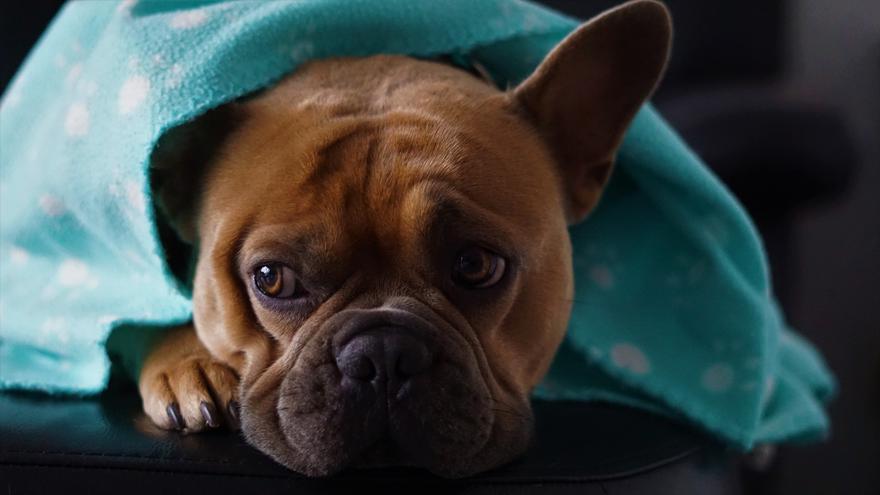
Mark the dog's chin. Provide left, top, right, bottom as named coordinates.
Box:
left=240, top=364, right=533, bottom=478
left=348, top=409, right=535, bottom=478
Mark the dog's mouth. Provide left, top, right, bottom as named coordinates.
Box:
left=277, top=361, right=494, bottom=474
left=239, top=304, right=533, bottom=477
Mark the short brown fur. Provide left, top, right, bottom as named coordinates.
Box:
left=139, top=0, right=671, bottom=477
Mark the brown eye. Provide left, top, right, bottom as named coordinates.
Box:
left=452, top=246, right=507, bottom=288
left=253, top=263, right=298, bottom=298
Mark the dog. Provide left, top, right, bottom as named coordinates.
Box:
left=138, top=0, right=671, bottom=477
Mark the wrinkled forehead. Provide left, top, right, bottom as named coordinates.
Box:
left=233, top=119, right=506, bottom=242
left=206, top=63, right=566, bottom=263
left=226, top=105, right=554, bottom=223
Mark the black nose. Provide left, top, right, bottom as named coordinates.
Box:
left=335, top=328, right=432, bottom=384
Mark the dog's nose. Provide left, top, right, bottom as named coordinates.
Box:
left=335, top=328, right=432, bottom=383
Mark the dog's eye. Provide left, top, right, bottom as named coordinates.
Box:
left=452, top=246, right=507, bottom=288
left=253, top=263, right=299, bottom=298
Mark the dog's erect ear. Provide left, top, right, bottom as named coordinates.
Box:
left=513, top=0, right=671, bottom=224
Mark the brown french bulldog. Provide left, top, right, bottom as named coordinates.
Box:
left=139, top=0, right=671, bottom=477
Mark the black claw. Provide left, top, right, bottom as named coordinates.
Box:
left=166, top=402, right=185, bottom=430
left=200, top=400, right=220, bottom=428
left=228, top=400, right=240, bottom=429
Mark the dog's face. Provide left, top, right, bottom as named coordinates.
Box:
left=156, top=1, right=670, bottom=477
left=195, top=57, right=573, bottom=475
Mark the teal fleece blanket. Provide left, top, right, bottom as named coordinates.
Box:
left=0, top=0, right=833, bottom=450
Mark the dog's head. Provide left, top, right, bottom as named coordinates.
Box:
left=153, top=0, right=670, bottom=477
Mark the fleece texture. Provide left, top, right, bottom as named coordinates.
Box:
left=0, top=0, right=833, bottom=450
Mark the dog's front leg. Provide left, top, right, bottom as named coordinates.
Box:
left=138, top=324, right=240, bottom=432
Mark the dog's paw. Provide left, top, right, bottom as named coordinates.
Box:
left=140, top=356, right=240, bottom=433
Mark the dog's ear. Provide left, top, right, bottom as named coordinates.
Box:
left=513, top=0, right=671, bottom=224
left=150, top=104, right=244, bottom=244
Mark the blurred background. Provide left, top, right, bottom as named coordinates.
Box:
left=2, top=1, right=878, bottom=493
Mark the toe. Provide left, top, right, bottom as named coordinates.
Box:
left=167, top=359, right=220, bottom=432
left=141, top=373, right=182, bottom=431
left=166, top=402, right=185, bottom=430
left=199, top=400, right=220, bottom=428
left=202, top=362, right=240, bottom=429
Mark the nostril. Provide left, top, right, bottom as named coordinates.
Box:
left=345, top=354, right=376, bottom=381
left=336, top=341, right=377, bottom=381
left=394, top=337, right=432, bottom=378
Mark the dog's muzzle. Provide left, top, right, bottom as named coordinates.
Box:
left=269, top=305, right=494, bottom=474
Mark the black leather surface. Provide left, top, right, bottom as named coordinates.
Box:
left=0, top=377, right=740, bottom=493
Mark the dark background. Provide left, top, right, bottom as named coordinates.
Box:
left=2, top=1, right=878, bottom=493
